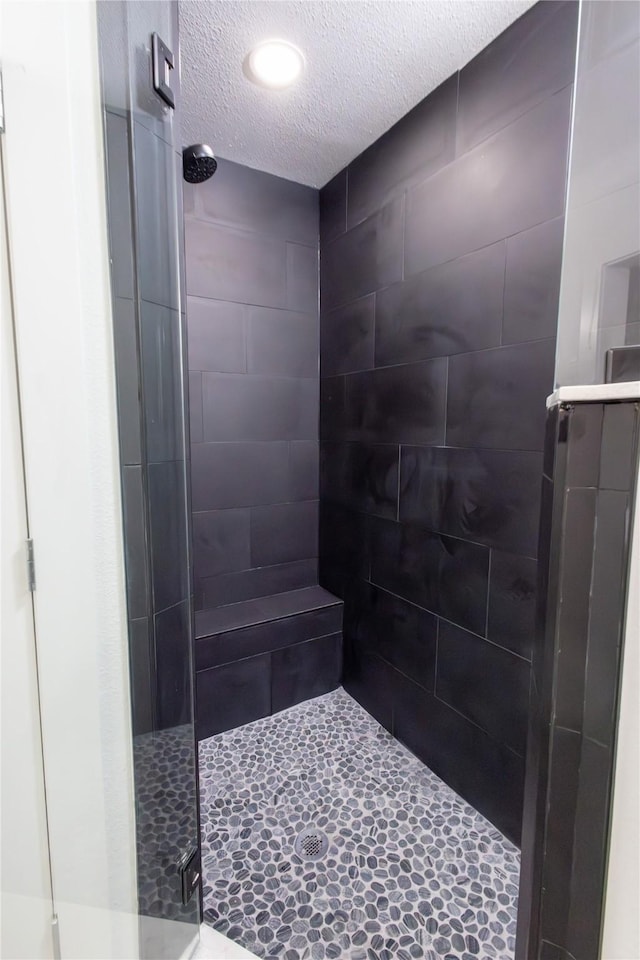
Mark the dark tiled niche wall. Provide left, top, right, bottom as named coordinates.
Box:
left=183, top=160, right=319, bottom=611
left=319, top=0, right=578, bottom=844
left=517, top=401, right=639, bottom=960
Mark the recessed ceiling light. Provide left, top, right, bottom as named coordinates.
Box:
left=245, top=39, right=305, bottom=90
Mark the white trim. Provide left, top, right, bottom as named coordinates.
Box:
left=547, top=381, right=640, bottom=408
left=1, top=1, right=138, bottom=956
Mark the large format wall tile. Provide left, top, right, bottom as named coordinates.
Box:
left=286, top=243, right=318, bottom=314
left=487, top=550, right=537, bottom=660
left=399, top=446, right=544, bottom=557
left=196, top=158, right=318, bottom=244
left=446, top=338, right=556, bottom=452
left=344, top=360, right=447, bottom=444
left=404, top=86, right=573, bottom=276
left=319, top=169, right=347, bottom=247
left=553, top=487, right=597, bottom=733
left=103, top=112, right=135, bottom=299
left=583, top=488, right=630, bottom=746
left=457, top=1, right=578, bottom=154
left=317, top=0, right=577, bottom=852
left=321, top=295, right=375, bottom=377
left=375, top=243, right=505, bottom=366
left=392, top=672, right=525, bottom=845
left=347, top=75, right=457, bottom=228
left=250, top=501, right=319, bottom=567
left=121, top=466, right=150, bottom=620
left=248, top=307, right=318, bottom=378
left=128, top=617, right=154, bottom=736
left=370, top=518, right=490, bottom=636
left=186, top=161, right=320, bottom=609
left=148, top=460, right=190, bottom=612
left=436, top=620, right=530, bottom=756
left=112, top=297, right=142, bottom=465
left=185, top=217, right=287, bottom=307
left=134, top=123, right=179, bottom=310
left=343, top=581, right=437, bottom=691
left=201, top=374, right=317, bottom=441
left=155, top=600, right=191, bottom=729
left=197, top=654, right=272, bottom=739
left=200, top=559, right=317, bottom=610
left=140, top=301, right=183, bottom=462
left=189, top=372, right=203, bottom=443
left=320, top=442, right=399, bottom=520
left=186, top=297, right=246, bottom=373
left=319, top=503, right=371, bottom=598
left=503, top=218, right=565, bottom=345
left=192, top=509, right=251, bottom=579
left=321, top=197, right=404, bottom=310
left=271, top=634, right=342, bottom=713
left=191, top=441, right=290, bottom=510
left=289, top=441, right=320, bottom=501
left=320, top=376, right=346, bottom=442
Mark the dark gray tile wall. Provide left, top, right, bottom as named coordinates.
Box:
left=184, top=159, right=319, bottom=610
left=517, top=400, right=639, bottom=960
left=319, top=1, right=578, bottom=845
left=97, top=0, right=200, bottom=949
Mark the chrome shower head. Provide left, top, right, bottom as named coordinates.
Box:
left=182, top=144, right=217, bottom=184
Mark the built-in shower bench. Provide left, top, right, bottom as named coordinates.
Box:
left=195, top=585, right=343, bottom=740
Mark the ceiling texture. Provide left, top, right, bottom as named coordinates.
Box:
left=179, top=0, right=535, bottom=188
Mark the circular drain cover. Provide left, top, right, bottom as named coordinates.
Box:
left=294, top=828, right=329, bottom=861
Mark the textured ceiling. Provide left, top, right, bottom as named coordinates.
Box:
left=179, top=0, right=535, bottom=188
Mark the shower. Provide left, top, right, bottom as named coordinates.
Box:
left=182, top=143, right=218, bottom=183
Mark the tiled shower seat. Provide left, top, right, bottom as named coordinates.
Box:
left=195, top=586, right=343, bottom=739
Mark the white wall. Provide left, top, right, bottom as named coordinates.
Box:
left=1, top=138, right=55, bottom=960
left=1, top=1, right=138, bottom=955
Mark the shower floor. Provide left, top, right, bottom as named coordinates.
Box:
left=199, top=689, right=520, bottom=960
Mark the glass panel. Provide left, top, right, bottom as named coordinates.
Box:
left=97, top=2, right=201, bottom=957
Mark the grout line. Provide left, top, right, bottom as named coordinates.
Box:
left=443, top=356, right=449, bottom=446
left=485, top=549, right=493, bottom=639
left=367, top=581, right=532, bottom=664
left=344, top=168, right=349, bottom=233
left=500, top=238, right=508, bottom=347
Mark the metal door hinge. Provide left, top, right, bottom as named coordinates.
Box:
left=51, top=914, right=61, bottom=960
left=0, top=70, right=5, bottom=134
left=179, top=845, right=200, bottom=906
left=27, top=538, right=36, bottom=591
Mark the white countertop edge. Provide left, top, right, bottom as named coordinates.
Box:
left=547, top=382, right=640, bottom=408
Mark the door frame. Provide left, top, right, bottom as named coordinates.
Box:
left=1, top=1, right=139, bottom=955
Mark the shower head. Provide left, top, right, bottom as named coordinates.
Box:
left=182, top=144, right=217, bottom=184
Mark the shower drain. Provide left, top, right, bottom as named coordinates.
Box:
left=294, top=827, right=329, bottom=861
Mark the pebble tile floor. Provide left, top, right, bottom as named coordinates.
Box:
left=199, top=688, right=520, bottom=960
left=134, top=724, right=200, bottom=923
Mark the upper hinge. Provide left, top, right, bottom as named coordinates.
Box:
left=0, top=70, right=5, bottom=134
left=27, top=538, right=36, bottom=592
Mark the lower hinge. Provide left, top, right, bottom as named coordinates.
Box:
left=179, top=846, right=200, bottom=906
